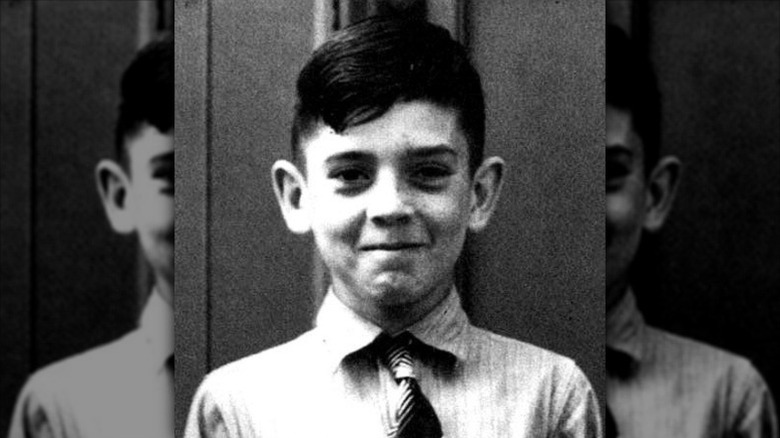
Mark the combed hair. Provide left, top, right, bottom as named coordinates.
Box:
left=606, top=24, right=661, bottom=172
left=114, top=34, right=173, bottom=165
left=292, top=16, right=485, bottom=174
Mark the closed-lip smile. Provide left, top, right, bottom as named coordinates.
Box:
left=361, top=242, right=425, bottom=251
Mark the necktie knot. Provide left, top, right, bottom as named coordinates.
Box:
left=382, top=333, right=417, bottom=381
left=375, top=333, right=442, bottom=438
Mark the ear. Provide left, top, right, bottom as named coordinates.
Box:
left=95, top=159, right=135, bottom=234
left=468, top=156, right=506, bottom=232
left=271, top=160, right=310, bottom=234
left=643, top=155, right=682, bottom=232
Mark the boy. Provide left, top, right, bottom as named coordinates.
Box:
left=7, top=35, right=173, bottom=438
left=186, top=17, right=600, bottom=437
left=606, top=24, right=777, bottom=437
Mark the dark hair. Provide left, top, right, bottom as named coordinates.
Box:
left=114, top=34, right=173, bottom=166
left=606, top=24, right=660, bottom=172
left=291, top=16, right=485, bottom=174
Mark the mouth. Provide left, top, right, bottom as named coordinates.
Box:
left=360, top=242, right=425, bottom=251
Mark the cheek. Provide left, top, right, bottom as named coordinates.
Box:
left=310, top=194, right=363, bottom=244
left=607, top=189, right=644, bottom=244
left=424, top=190, right=472, bottom=245
left=132, top=187, right=173, bottom=235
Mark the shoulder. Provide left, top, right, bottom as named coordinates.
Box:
left=9, top=332, right=142, bottom=437
left=465, top=327, right=601, bottom=434
left=644, top=326, right=778, bottom=433
left=467, top=325, right=583, bottom=379
left=23, top=331, right=141, bottom=402
left=195, top=329, right=320, bottom=401
left=645, top=326, right=764, bottom=387
left=464, top=326, right=597, bottom=407
left=645, top=326, right=776, bottom=427
left=186, top=330, right=321, bottom=436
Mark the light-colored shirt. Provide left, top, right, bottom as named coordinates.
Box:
left=185, top=288, right=602, bottom=437
left=7, top=290, right=173, bottom=438
left=607, top=290, right=778, bottom=438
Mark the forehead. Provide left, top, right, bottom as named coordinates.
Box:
left=301, top=101, right=467, bottom=164
left=606, top=105, right=643, bottom=162
left=127, top=125, right=174, bottom=166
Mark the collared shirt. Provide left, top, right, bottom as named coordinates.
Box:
left=185, top=288, right=602, bottom=437
left=607, top=290, right=778, bottom=438
left=7, top=290, right=174, bottom=438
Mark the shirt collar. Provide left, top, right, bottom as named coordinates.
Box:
left=606, top=288, right=645, bottom=364
left=138, top=288, right=174, bottom=371
left=315, top=287, right=470, bottom=373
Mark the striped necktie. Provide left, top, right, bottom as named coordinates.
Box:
left=379, top=333, right=443, bottom=438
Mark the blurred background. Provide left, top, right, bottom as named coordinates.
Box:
left=609, top=0, right=780, bottom=409
left=176, top=0, right=604, bottom=434
left=0, top=0, right=171, bottom=434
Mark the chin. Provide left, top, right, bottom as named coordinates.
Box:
left=368, top=275, right=422, bottom=307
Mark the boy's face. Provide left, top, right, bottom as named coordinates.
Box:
left=125, top=125, right=174, bottom=298
left=301, top=102, right=476, bottom=322
left=606, top=105, right=648, bottom=308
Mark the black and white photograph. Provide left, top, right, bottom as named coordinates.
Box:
left=176, top=0, right=603, bottom=437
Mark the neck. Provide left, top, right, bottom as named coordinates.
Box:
left=333, top=282, right=452, bottom=335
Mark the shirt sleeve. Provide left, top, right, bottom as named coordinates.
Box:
left=553, top=362, right=603, bottom=438
left=732, top=361, right=778, bottom=438
left=184, top=374, right=239, bottom=438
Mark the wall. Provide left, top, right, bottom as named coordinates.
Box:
left=467, top=0, right=605, bottom=404
left=175, top=0, right=316, bottom=433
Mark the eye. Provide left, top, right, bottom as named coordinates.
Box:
left=333, top=168, right=369, bottom=182
left=409, top=162, right=454, bottom=187
left=153, top=167, right=173, bottom=181
left=152, top=166, right=174, bottom=195
left=606, top=162, right=630, bottom=191
left=415, top=164, right=452, bottom=178
left=328, top=165, right=373, bottom=193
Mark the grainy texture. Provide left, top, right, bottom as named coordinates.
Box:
left=468, top=0, right=606, bottom=405
left=174, top=0, right=210, bottom=435
left=208, top=0, right=314, bottom=368
left=174, top=0, right=317, bottom=434
left=175, top=0, right=607, bottom=430
left=185, top=291, right=601, bottom=437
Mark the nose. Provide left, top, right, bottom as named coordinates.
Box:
left=367, top=169, right=414, bottom=227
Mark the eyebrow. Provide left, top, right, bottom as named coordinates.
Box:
left=324, top=151, right=374, bottom=166
left=404, top=144, right=459, bottom=160
left=323, top=144, right=459, bottom=166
